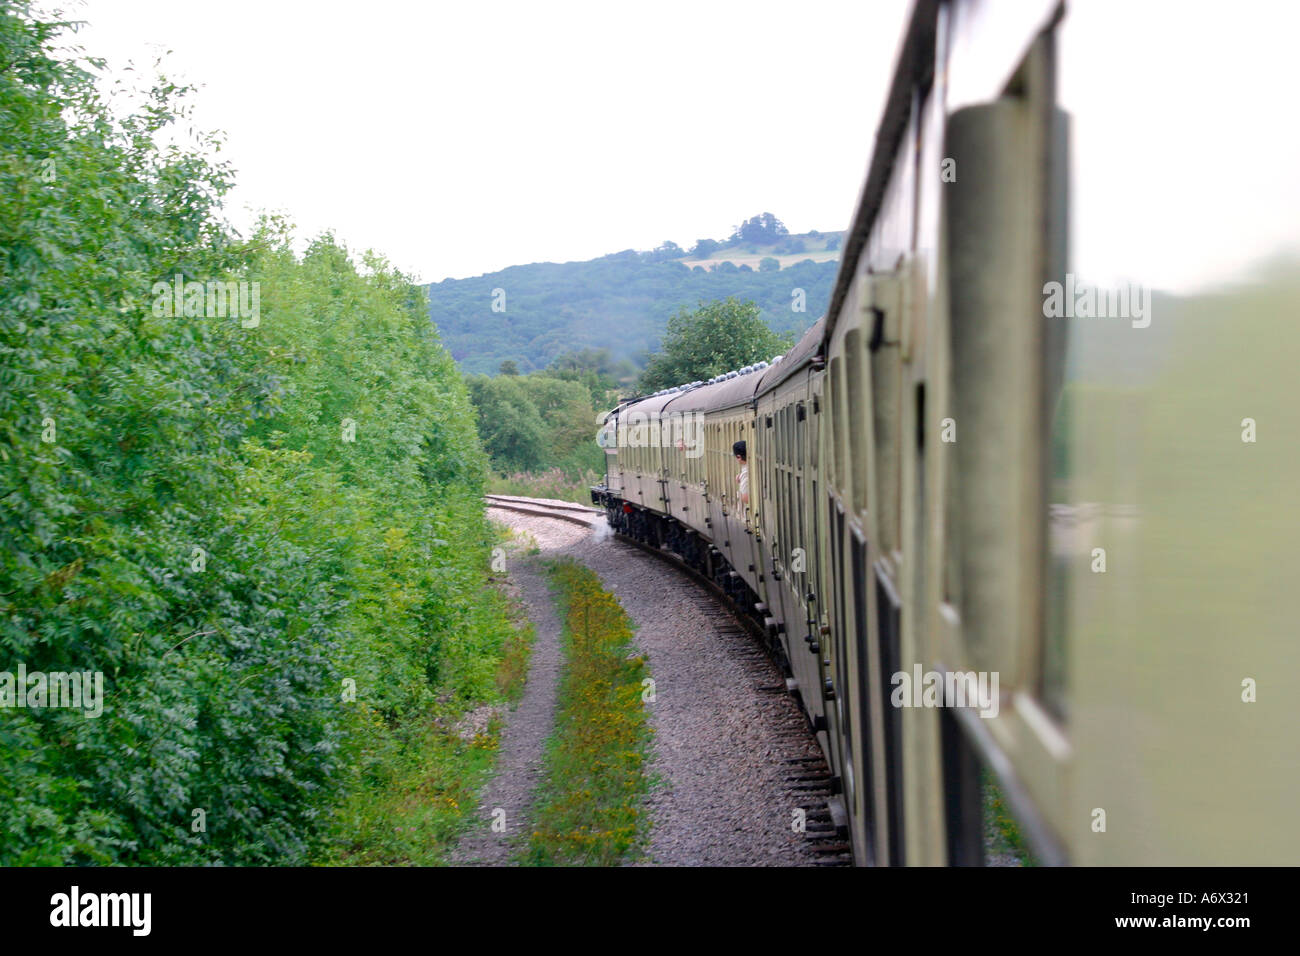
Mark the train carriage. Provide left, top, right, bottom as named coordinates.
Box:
left=594, top=0, right=1300, bottom=866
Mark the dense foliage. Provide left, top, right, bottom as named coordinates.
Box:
left=0, top=2, right=512, bottom=864
left=465, top=371, right=604, bottom=475
left=428, top=251, right=835, bottom=376
left=729, top=211, right=789, bottom=244
left=463, top=349, right=622, bottom=501
left=638, top=297, right=796, bottom=393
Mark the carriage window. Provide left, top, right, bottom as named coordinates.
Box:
left=829, top=356, right=845, bottom=496
left=845, top=328, right=868, bottom=515
left=795, top=473, right=805, bottom=600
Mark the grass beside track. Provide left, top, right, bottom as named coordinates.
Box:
left=526, top=558, right=652, bottom=865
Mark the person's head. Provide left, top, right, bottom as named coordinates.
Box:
left=732, top=439, right=746, bottom=463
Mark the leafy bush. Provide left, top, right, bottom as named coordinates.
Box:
left=0, top=2, right=514, bottom=865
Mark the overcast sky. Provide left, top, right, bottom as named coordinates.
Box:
left=60, top=1, right=1300, bottom=294
left=69, top=0, right=907, bottom=283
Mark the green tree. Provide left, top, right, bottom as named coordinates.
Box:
left=730, top=212, right=789, bottom=244
left=465, top=375, right=546, bottom=471
left=759, top=257, right=781, bottom=272
left=548, top=347, right=614, bottom=375
left=545, top=348, right=619, bottom=407
left=499, top=359, right=519, bottom=375
left=643, top=240, right=684, bottom=263
left=689, top=238, right=720, bottom=258
left=464, top=371, right=604, bottom=475
left=638, top=297, right=795, bottom=392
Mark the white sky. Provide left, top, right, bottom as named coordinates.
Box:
left=1056, top=1, right=1300, bottom=294
left=67, top=0, right=908, bottom=282
left=58, top=1, right=1300, bottom=294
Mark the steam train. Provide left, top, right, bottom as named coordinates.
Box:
left=594, top=0, right=1300, bottom=865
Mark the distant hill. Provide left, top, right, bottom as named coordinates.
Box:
left=427, top=228, right=842, bottom=376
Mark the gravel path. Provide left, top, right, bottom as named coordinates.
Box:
left=466, top=504, right=828, bottom=867
left=451, top=541, right=564, bottom=865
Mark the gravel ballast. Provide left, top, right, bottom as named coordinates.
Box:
left=459, top=503, right=827, bottom=867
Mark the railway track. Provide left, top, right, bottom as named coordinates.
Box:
left=483, top=494, right=601, bottom=527
left=483, top=493, right=852, bottom=865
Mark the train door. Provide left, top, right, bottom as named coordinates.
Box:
left=825, top=350, right=873, bottom=864
left=808, top=373, right=832, bottom=750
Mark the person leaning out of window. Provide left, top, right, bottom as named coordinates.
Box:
left=733, top=440, right=748, bottom=508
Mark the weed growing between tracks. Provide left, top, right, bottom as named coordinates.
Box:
left=526, top=558, right=651, bottom=865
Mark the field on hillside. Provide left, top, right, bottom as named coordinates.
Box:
left=680, top=249, right=841, bottom=270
